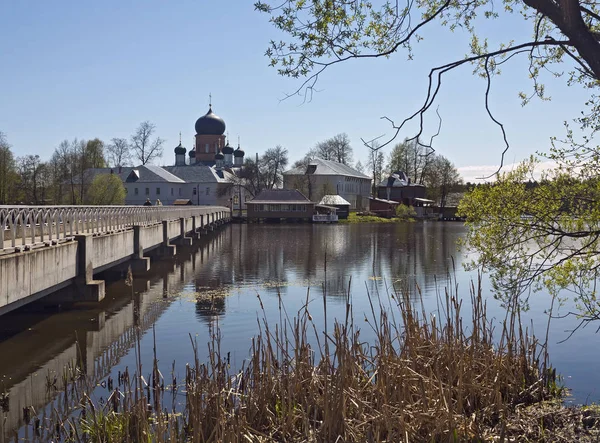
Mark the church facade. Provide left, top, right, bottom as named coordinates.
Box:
left=87, top=104, right=249, bottom=209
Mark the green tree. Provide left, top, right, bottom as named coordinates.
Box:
left=256, top=0, right=600, bottom=321
left=458, top=156, right=600, bottom=319
left=255, top=0, right=600, bottom=165
left=86, top=173, right=126, bottom=205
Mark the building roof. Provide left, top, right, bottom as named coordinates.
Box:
left=369, top=197, right=399, bottom=204
left=247, top=189, right=312, bottom=204
left=319, top=194, right=351, bottom=206
left=378, top=171, right=425, bottom=188
left=283, top=158, right=370, bottom=179
left=84, top=165, right=185, bottom=184
left=143, top=165, right=186, bottom=183
left=163, top=165, right=234, bottom=183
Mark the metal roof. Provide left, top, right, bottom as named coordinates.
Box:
left=143, top=165, right=185, bottom=183
left=319, top=194, right=351, bottom=206
left=283, top=158, right=370, bottom=179
left=84, top=166, right=185, bottom=184
left=163, top=165, right=235, bottom=183
left=248, top=189, right=312, bottom=203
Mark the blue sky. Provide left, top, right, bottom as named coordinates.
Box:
left=0, top=1, right=590, bottom=181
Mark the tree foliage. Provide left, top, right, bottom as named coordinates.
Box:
left=256, top=0, right=600, bottom=321
left=255, top=0, right=600, bottom=163
left=86, top=173, right=126, bottom=205
left=458, top=156, right=600, bottom=319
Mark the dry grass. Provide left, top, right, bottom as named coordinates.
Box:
left=29, top=281, right=589, bottom=442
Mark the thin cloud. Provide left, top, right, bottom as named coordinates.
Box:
left=458, top=160, right=558, bottom=183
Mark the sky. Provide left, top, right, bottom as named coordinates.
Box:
left=0, top=1, right=591, bottom=182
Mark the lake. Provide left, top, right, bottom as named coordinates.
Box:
left=0, top=222, right=598, bottom=441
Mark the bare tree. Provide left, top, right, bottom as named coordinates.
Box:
left=0, top=132, right=17, bottom=204
left=313, top=133, right=353, bottom=165
left=16, top=155, right=45, bottom=204
left=367, top=143, right=385, bottom=197
left=387, top=138, right=433, bottom=184
left=423, top=155, right=462, bottom=207
left=260, top=145, right=289, bottom=189
left=106, top=138, right=131, bottom=167
left=130, top=121, right=164, bottom=165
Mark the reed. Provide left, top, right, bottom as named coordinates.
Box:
left=49, top=280, right=561, bottom=442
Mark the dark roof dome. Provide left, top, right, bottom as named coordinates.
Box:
left=189, top=149, right=196, bottom=158
left=222, top=142, right=234, bottom=155
left=195, top=106, right=226, bottom=135
left=215, top=150, right=224, bottom=160
left=174, top=142, right=186, bottom=155
left=234, top=146, right=245, bottom=157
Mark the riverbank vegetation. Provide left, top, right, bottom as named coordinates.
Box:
left=24, top=282, right=599, bottom=442
left=339, top=212, right=400, bottom=223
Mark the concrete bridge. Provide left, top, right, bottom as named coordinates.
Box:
left=0, top=205, right=230, bottom=316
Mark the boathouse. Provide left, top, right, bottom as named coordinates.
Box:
left=246, top=189, right=315, bottom=222
left=369, top=197, right=399, bottom=218
left=318, top=195, right=351, bottom=219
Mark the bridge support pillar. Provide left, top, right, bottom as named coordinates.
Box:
left=131, top=225, right=151, bottom=274
left=75, top=234, right=105, bottom=302
left=161, top=220, right=176, bottom=256
left=175, top=217, right=193, bottom=245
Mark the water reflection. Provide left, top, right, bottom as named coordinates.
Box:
left=196, top=223, right=466, bottom=299
left=0, top=232, right=226, bottom=443
left=3, top=222, right=596, bottom=442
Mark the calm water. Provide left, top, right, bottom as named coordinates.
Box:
left=0, top=223, right=599, bottom=440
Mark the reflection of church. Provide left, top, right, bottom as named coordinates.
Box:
left=89, top=101, right=250, bottom=208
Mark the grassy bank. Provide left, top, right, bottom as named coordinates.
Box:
left=25, top=284, right=600, bottom=442
left=339, top=212, right=411, bottom=223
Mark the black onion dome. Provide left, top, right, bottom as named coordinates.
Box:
left=174, top=142, right=186, bottom=155
left=222, top=142, right=234, bottom=155
left=234, top=146, right=245, bottom=157
left=195, top=107, right=226, bottom=135
left=189, top=149, right=196, bottom=158
left=215, top=150, right=224, bottom=160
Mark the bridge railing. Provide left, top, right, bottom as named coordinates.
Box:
left=0, top=205, right=227, bottom=254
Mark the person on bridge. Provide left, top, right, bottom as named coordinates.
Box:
left=156, top=199, right=163, bottom=206
left=143, top=198, right=152, bottom=206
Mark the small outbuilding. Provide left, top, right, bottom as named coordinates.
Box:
left=318, top=195, right=351, bottom=219
left=377, top=171, right=426, bottom=205
left=369, top=197, right=399, bottom=218
left=246, top=189, right=315, bottom=222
